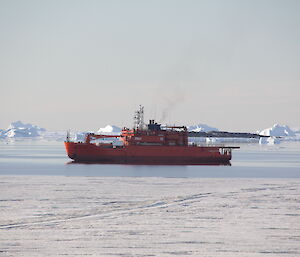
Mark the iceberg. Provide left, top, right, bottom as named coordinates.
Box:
left=258, top=124, right=296, bottom=137
left=7, top=121, right=45, bottom=131
left=68, top=125, right=122, bottom=144
left=4, top=121, right=46, bottom=138
left=259, top=136, right=280, bottom=145
left=187, top=124, right=218, bottom=132
left=97, top=125, right=121, bottom=134
left=1, top=121, right=65, bottom=141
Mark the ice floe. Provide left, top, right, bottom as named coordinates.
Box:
left=1, top=176, right=299, bottom=256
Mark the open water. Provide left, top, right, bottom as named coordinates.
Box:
left=1, top=141, right=300, bottom=178
left=0, top=141, right=300, bottom=256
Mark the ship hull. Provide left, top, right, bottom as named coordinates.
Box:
left=65, top=142, right=232, bottom=165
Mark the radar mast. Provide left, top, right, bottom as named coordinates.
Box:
left=134, top=105, right=145, bottom=130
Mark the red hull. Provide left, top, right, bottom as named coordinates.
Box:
left=65, top=142, right=232, bottom=165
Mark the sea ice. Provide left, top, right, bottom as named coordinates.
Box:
left=0, top=176, right=299, bottom=257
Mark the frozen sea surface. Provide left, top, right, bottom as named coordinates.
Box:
left=0, top=141, right=300, bottom=256
left=0, top=177, right=299, bottom=257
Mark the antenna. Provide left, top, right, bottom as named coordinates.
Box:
left=133, top=105, right=145, bottom=130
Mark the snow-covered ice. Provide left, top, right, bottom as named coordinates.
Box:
left=259, top=136, right=280, bottom=145
left=4, top=121, right=45, bottom=138
left=0, top=176, right=299, bottom=257
left=1, top=140, right=300, bottom=256
left=187, top=124, right=218, bottom=132
left=7, top=121, right=45, bottom=132
left=258, top=124, right=296, bottom=137
left=257, top=124, right=300, bottom=144
left=98, top=125, right=122, bottom=134
left=2, top=121, right=300, bottom=145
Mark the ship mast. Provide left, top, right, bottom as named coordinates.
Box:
left=133, top=105, right=145, bottom=130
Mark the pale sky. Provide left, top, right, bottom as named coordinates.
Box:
left=1, top=0, right=299, bottom=132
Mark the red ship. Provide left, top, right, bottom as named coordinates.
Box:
left=65, top=106, right=239, bottom=165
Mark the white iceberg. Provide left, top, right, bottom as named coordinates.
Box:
left=187, top=124, right=218, bottom=132
left=259, top=136, right=280, bottom=145
left=1, top=121, right=65, bottom=141
left=97, top=125, right=121, bottom=134
left=7, top=121, right=45, bottom=131
left=4, top=121, right=46, bottom=138
left=258, top=124, right=296, bottom=137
